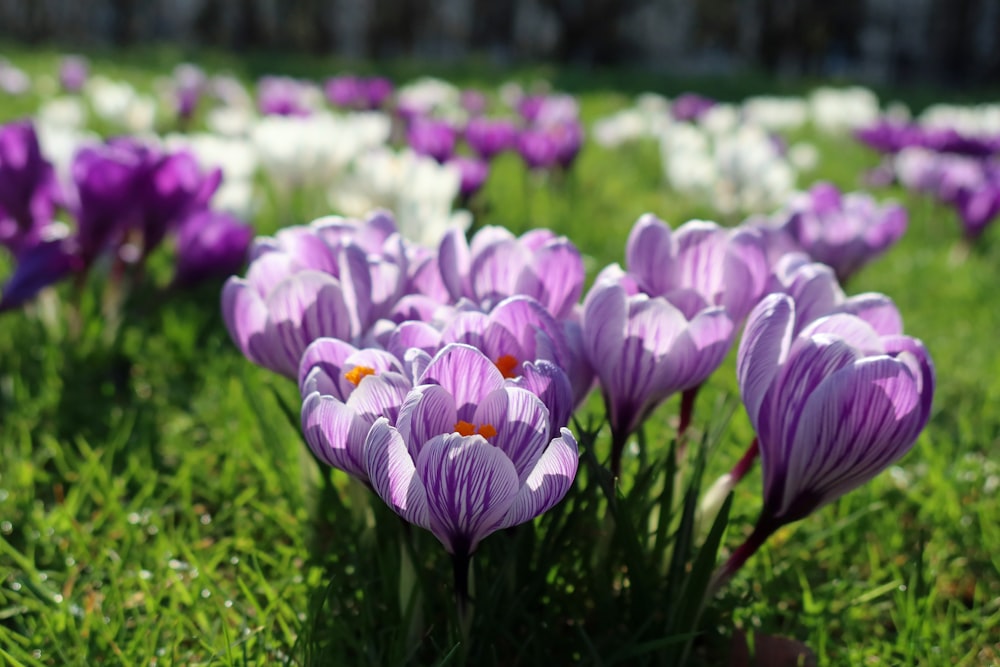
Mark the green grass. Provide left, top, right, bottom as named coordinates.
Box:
left=1, top=45, right=998, bottom=665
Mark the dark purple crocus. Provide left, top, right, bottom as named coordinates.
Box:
left=781, top=182, right=908, bottom=283
left=172, top=211, right=252, bottom=287
left=364, top=343, right=579, bottom=559
left=407, top=117, right=458, bottom=164
left=364, top=77, right=394, bottom=110
left=0, top=120, right=61, bottom=253
left=139, top=149, right=221, bottom=258
left=450, top=155, right=489, bottom=201
left=0, top=229, right=82, bottom=312
left=59, top=55, right=89, bottom=93
left=549, top=120, right=584, bottom=170
left=71, top=141, right=147, bottom=266
left=710, top=292, right=934, bottom=587
left=671, top=93, right=716, bottom=122
left=854, top=120, right=925, bottom=155
left=464, top=117, right=519, bottom=161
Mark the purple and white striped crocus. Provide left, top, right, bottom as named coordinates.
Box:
left=300, top=338, right=414, bottom=483
left=438, top=226, right=585, bottom=320
left=581, top=266, right=734, bottom=476
left=364, top=343, right=579, bottom=559
left=711, top=292, right=934, bottom=588
left=780, top=182, right=907, bottom=283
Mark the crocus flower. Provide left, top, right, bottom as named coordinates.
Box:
left=781, top=182, right=907, bottom=283
left=517, top=127, right=560, bottom=171
left=364, top=343, right=579, bottom=559
left=257, top=76, right=313, bottom=117
left=407, top=117, right=458, bottom=164
left=173, top=63, right=207, bottom=121
left=325, top=76, right=365, bottom=109
left=139, top=149, right=222, bottom=258
left=438, top=225, right=585, bottom=320
left=671, top=93, right=716, bottom=122
left=172, top=210, right=252, bottom=287
left=0, top=120, right=61, bottom=253
left=464, top=118, right=518, bottom=161
left=737, top=292, right=933, bottom=529
left=952, top=180, right=1000, bottom=240
left=363, top=77, right=394, bottom=110
left=581, top=268, right=734, bottom=475
left=0, top=59, right=30, bottom=96
left=300, top=338, right=414, bottom=482
left=549, top=120, right=584, bottom=170
left=59, top=55, right=89, bottom=93
left=449, top=155, right=489, bottom=201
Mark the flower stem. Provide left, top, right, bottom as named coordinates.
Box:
left=706, top=514, right=779, bottom=598
left=609, top=428, right=628, bottom=480
left=675, top=384, right=702, bottom=460
left=730, top=438, right=759, bottom=484
left=452, top=549, right=474, bottom=655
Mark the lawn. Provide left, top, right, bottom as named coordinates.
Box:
left=0, top=45, right=998, bottom=666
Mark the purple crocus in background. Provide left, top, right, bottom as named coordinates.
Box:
left=173, top=63, right=207, bottom=122
left=449, top=155, right=490, bottom=202
left=325, top=75, right=365, bottom=109
left=172, top=210, right=252, bottom=288
left=364, top=343, right=578, bottom=605
left=517, top=127, right=560, bottom=171
left=59, top=55, right=89, bottom=93
left=671, top=93, right=716, bottom=122
left=464, top=118, right=519, bottom=161
left=0, top=228, right=81, bottom=312
left=0, top=58, right=30, bottom=96
left=257, top=76, right=313, bottom=117
left=709, top=292, right=933, bottom=589
left=0, top=120, right=61, bottom=254
left=407, top=117, right=458, bottom=164
left=780, top=182, right=907, bottom=283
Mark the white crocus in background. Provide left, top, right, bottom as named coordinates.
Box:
left=742, top=96, right=809, bottom=131
left=164, top=133, right=260, bottom=218
left=84, top=75, right=158, bottom=133
left=251, top=111, right=391, bottom=194
left=37, top=96, right=88, bottom=130
left=808, top=86, right=880, bottom=134
left=397, top=76, right=462, bottom=117
left=328, top=148, right=471, bottom=247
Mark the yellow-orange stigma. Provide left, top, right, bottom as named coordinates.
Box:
left=495, top=354, right=519, bottom=379
left=344, top=365, right=376, bottom=386
left=454, top=421, right=498, bottom=439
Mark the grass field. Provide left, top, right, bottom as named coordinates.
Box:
left=1, top=46, right=998, bottom=665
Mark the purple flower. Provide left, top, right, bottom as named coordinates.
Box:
left=172, top=211, right=252, bottom=287
left=460, top=89, right=488, bottom=116
left=581, top=269, right=734, bottom=471
left=300, top=338, right=413, bottom=482
left=407, top=117, right=458, bottom=164
left=0, top=228, right=82, bottom=312
left=549, top=120, right=584, bottom=170
left=464, top=118, right=519, bottom=161
left=438, top=226, right=585, bottom=320
left=364, top=77, right=394, bottom=110
left=517, top=127, right=560, bottom=171
left=854, top=120, right=925, bottom=155
left=221, top=213, right=409, bottom=378
left=257, top=76, right=313, bottom=117
left=0, top=120, right=61, bottom=253
left=952, top=180, right=1000, bottom=240
left=781, top=182, right=907, bottom=283
left=325, top=76, right=365, bottom=109
left=59, top=56, right=89, bottom=93
left=737, top=292, right=934, bottom=526
left=173, top=64, right=207, bottom=121
left=0, top=59, right=30, bottom=96
left=140, top=149, right=221, bottom=257
left=671, top=93, right=716, bottom=122
left=364, top=343, right=579, bottom=557
left=626, top=214, right=770, bottom=322
left=449, top=155, right=489, bottom=200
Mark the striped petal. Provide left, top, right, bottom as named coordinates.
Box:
left=473, top=387, right=550, bottom=482
left=499, top=428, right=579, bottom=529
left=301, top=392, right=370, bottom=481
left=365, top=418, right=430, bottom=529
left=395, top=383, right=457, bottom=457
left=417, top=433, right=519, bottom=554
left=419, top=344, right=505, bottom=421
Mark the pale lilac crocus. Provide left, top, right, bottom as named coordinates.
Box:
left=438, top=226, right=585, bottom=320
left=781, top=182, right=907, bottom=283
left=407, top=117, right=458, bottom=164
left=449, top=155, right=490, bottom=201
left=59, top=56, right=89, bottom=93
left=710, top=292, right=934, bottom=589
left=364, top=343, right=578, bottom=566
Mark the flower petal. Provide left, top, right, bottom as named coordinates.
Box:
left=499, top=428, right=579, bottom=529
left=419, top=343, right=505, bottom=421
left=365, top=418, right=430, bottom=528
left=417, top=432, right=519, bottom=554
left=301, top=392, right=370, bottom=480
left=474, top=387, right=551, bottom=482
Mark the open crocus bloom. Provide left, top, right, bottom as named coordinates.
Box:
left=364, top=343, right=578, bottom=556
left=738, top=293, right=934, bottom=526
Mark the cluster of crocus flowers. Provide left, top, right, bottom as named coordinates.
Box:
left=0, top=119, right=252, bottom=312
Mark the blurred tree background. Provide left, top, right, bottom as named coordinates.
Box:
left=1, top=0, right=998, bottom=85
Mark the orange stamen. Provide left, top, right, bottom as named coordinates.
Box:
left=344, top=365, right=376, bottom=386
left=495, top=354, right=519, bottom=379
left=453, top=421, right=498, bottom=440
left=454, top=420, right=477, bottom=436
